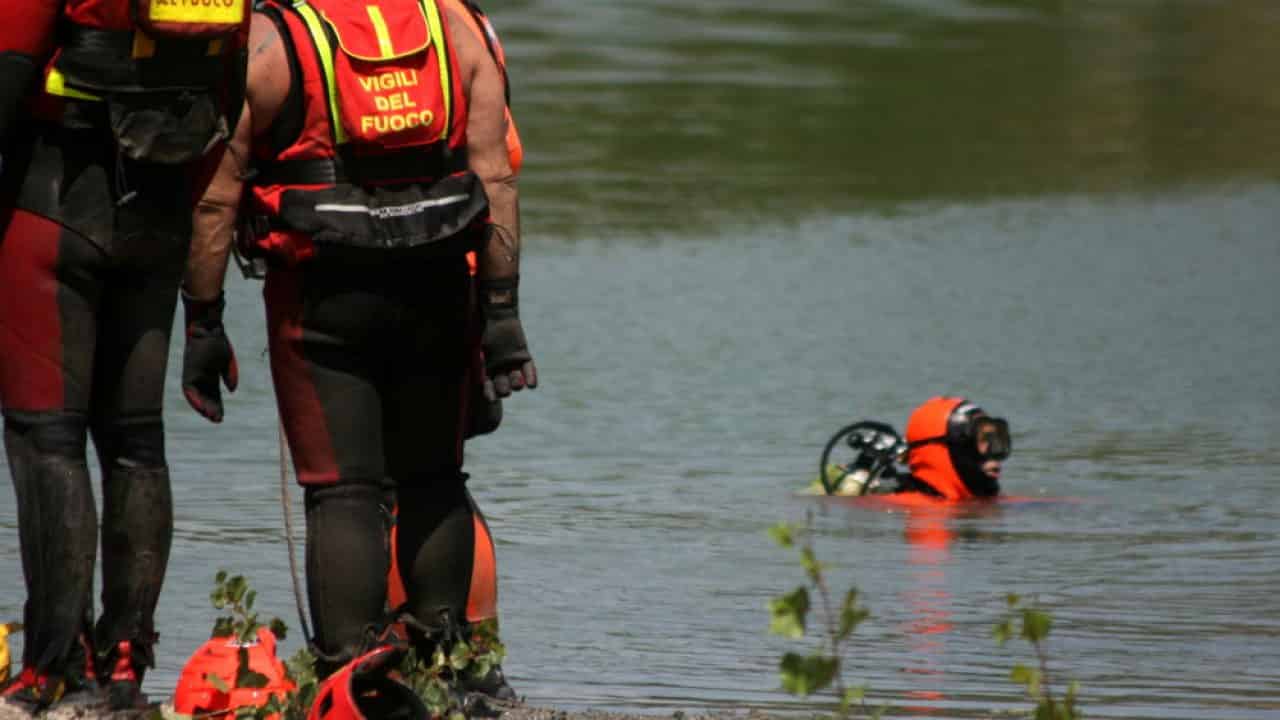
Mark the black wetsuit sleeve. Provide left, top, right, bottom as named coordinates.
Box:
left=0, top=1, right=58, bottom=144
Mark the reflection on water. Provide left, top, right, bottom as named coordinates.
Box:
left=2, top=1, right=1280, bottom=719
left=900, top=507, right=956, bottom=715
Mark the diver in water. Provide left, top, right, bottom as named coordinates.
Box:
left=817, top=396, right=1010, bottom=500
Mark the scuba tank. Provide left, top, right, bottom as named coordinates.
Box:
left=817, top=421, right=907, bottom=496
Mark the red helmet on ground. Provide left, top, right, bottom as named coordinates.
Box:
left=173, top=627, right=295, bottom=719
left=307, top=644, right=427, bottom=720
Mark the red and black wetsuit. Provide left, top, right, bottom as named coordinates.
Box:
left=0, top=0, right=247, bottom=700
left=249, top=0, right=498, bottom=675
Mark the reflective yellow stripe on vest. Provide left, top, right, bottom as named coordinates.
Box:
left=420, top=0, right=452, bottom=141
left=364, top=5, right=396, bottom=58
left=45, top=69, right=103, bottom=101
left=294, top=0, right=348, bottom=145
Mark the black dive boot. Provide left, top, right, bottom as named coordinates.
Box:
left=96, top=465, right=173, bottom=710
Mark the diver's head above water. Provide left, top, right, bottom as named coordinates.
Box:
left=904, top=396, right=1010, bottom=500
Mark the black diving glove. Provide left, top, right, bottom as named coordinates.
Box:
left=181, top=290, right=239, bottom=423
left=479, top=275, right=537, bottom=401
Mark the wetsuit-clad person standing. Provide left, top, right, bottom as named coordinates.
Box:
left=0, top=0, right=249, bottom=711
left=380, top=0, right=524, bottom=701
left=181, top=0, right=537, bottom=700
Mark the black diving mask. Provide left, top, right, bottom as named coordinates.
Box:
left=971, top=417, right=1011, bottom=461
left=908, top=415, right=1011, bottom=461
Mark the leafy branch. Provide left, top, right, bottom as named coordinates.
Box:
left=993, top=594, right=1082, bottom=720
left=768, top=513, right=880, bottom=719
left=398, top=617, right=507, bottom=719
left=211, top=570, right=288, bottom=646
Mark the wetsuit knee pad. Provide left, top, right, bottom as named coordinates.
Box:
left=92, top=414, right=166, bottom=469
left=3, top=412, right=89, bottom=460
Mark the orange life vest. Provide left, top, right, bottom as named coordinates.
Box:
left=247, top=0, right=487, bottom=266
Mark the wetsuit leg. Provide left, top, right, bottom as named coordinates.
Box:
left=381, top=258, right=479, bottom=636
left=265, top=265, right=395, bottom=675
left=385, top=489, right=498, bottom=624
left=0, top=210, right=103, bottom=677
left=302, top=482, right=390, bottom=677
left=4, top=421, right=97, bottom=674
left=87, top=240, right=185, bottom=681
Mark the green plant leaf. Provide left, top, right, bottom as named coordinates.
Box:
left=449, top=640, right=472, bottom=671
left=228, top=576, right=247, bottom=605
left=469, top=656, right=493, bottom=681
left=268, top=618, right=288, bottom=641
left=840, top=685, right=866, bottom=711
left=779, top=652, right=838, bottom=696
left=1010, top=663, right=1038, bottom=690
left=837, top=589, right=870, bottom=640
left=422, top=679, right=450, bottom=714
left=216, top=570, right=228, bottom=585
left=448, top=713, right=466, bottom=720
left=799, top=546, right=822, bottom=581
left=993, top=620, right=1012, bottom=646
left=768, top=587, right=810, bottom=638
left=206, top=672, right=230, bottom=693
left=212, top=617, right=235, bottom=639
left=1006, top=593, right=1021, bottom=608
left=211, top=587, right=227, bottom=611
left=431, top=647, right=448, bottom=671
left=1022, top=608, right=1052, bottom=643
left=769, top=523, right=795, bottom=549
left=245, top=590, right=256, bottom=612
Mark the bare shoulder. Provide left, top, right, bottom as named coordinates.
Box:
left=444, top=3, right=485, bottom=81
left=246, top=10, right=290, bottom=134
